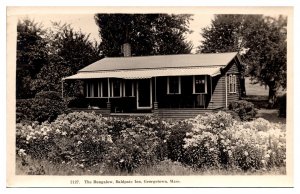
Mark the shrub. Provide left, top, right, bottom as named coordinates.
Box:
left=167, top=120, right=192, bottom=162
left=228, top=100, right=257, bottom=121
left=16, top=91, right=68, bottom=123
left=35, top=91, right=62, bottom=101
left=105, top=115, right=170, bottom=172
left=16, top=112, right=113, bottom=168
left=16, top=111, right=286, bottom=174
left=183, top=112, right=286, bottom=171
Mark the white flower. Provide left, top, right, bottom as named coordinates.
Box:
left=18, top=149, right=26, bottom=157
left=244, top=151, right=249, bottom=156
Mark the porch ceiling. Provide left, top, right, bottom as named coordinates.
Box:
left=63, top=67, right=221, bottom=80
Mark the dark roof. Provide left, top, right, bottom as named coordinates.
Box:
left=79, top=52, right=238, bottom=72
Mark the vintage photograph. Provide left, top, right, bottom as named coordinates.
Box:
left=7, top=6, right=293, bottom=187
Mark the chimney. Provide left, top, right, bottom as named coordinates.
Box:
left=121, top=43, right=131, bottom=57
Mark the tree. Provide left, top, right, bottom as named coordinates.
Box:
left=197, top=15, right=244, bottom=53
left=16, top=19, right=49, bottom=98
left=94, top=14, right=193, bottom=57
left=31, top=22, right=102, bottom=95
left=242, top=15, right=287, bottom=107
left=198, top=14, right=287, bottom=107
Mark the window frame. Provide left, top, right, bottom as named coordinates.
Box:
left=167, top=76, right=181, bottom=94
left=123, top=80, right=135, bottom=97
left=193, top=75, right=207, bottom=94
left=85, top=79, right=110, bottom=98
left=110, top=79, right=122, bottom=98
left=228, top=74, right=237, bottom=94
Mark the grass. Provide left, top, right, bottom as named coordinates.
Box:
left=16, top=157, right=286, bottom=176
left=256, top=109, right=286, bottom=124
left=245, top=77, right=269, bottom=96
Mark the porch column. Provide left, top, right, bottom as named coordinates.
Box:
left=106, top=78, right=111, bottom=115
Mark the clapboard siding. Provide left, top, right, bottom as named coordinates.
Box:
left=208, top=75, right=225, bottom=108
left=208, top=61, right=241, bottom=109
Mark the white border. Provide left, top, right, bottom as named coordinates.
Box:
left=2, top=2, right=299, bottom=194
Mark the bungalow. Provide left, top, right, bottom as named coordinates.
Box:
left=63, top=44, right=245, bottom=120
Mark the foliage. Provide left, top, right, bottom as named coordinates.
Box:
left=35, top=91, right=63, bottom=101
left=228, top=100, right=257, bottom=121
left=183, top=112, right=234, bottom=168
left=198, top=15, right=287, bottom=107
left=16, top=19, right=49, bottom=98
left=94, top=14, right=193, bottom=57
left=16, top=19, right=101, bottom=99
left=31, top=23, right=102, bottom=94
left=16, top=112, right=112, bottom=168
left=16, top=91, right=67, bottom=123
left=16, top=111, right=286, bottom=174
left=167, top=121, right=192, bottom=162
left=183, top=112, right=286, bottom=171
left=198, top=15, right=245, bottom=53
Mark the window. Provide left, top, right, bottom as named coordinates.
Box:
left=86, top=82, right=99, bottom=97
left=123, top=80, right=135, bottom=97
left=86, top=79, right=109, bottom=98
left=193, top=75, right=207, bottom=94
left=229, top=74, right=237, bottom=93
left=167, top=76, right=181, bottom=94
left=102, top=79, right=108, bottom=97
left=111, top=79, right=122, bottom=97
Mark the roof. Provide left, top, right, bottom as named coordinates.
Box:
left=64, top=66, right=222, bottom=80
left=79, top=52, right=238, bottom=72
left=64, top=52, right=239, bottom=80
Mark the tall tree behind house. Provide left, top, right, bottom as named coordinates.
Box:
left=94, top=14, right=193, bottom=57
left=198, top=14, right=287, bottom=107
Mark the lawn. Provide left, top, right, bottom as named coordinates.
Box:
left=245, top=77, right=269, bottom=96
left=245, top=77, right=286, bottom=97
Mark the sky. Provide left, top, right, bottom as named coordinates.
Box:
left=20, top=14, right=214, bottom=53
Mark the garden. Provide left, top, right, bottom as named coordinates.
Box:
left=15, top=97, right=287, bottom=175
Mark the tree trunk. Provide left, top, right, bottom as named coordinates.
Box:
left=268, top=82, right=277, bottom=108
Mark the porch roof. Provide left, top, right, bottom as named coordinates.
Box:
left=63, top=66, right=222, bottom=80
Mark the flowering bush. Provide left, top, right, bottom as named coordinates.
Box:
left=183, top=111, right=234, bottom=168
left=183, top=112, right=286, bottom=171
left=16, top=112, right=113, bottom=168
left=16, top=112, right=171, bottom=172
left=103, top=116, right=171, bottom=172
left=228, top=100, right=257, bottom=121
left=16, top=111, right=286, bottom=174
